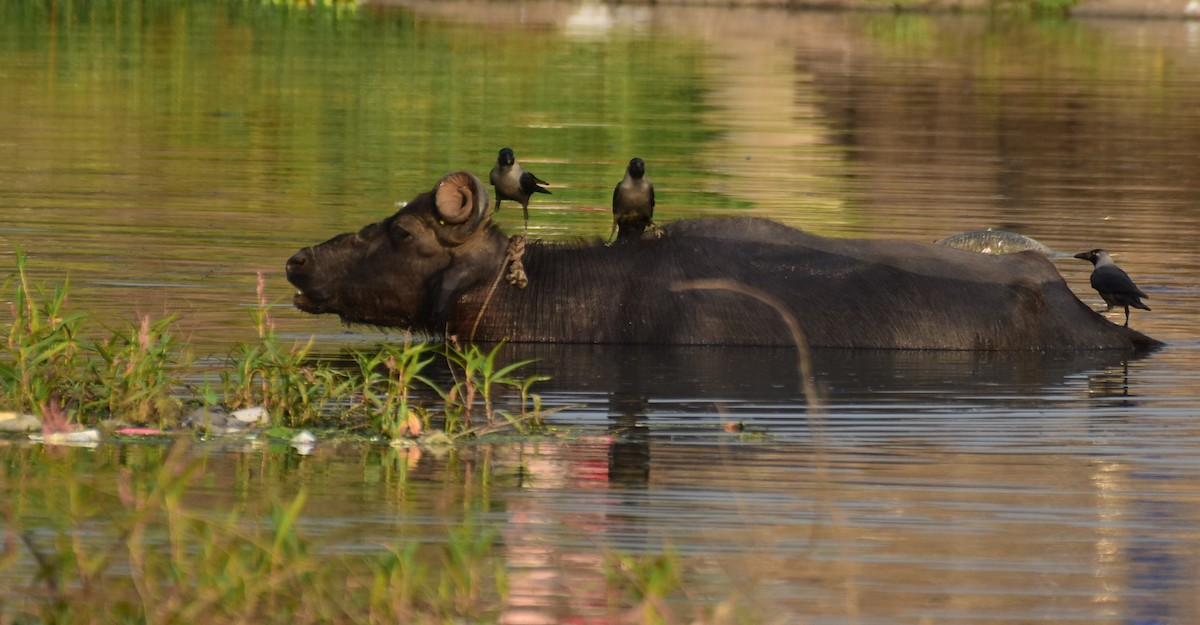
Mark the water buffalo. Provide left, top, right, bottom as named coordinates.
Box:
left=286, top=171, right=1161, bottom=351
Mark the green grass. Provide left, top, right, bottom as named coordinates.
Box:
left=439, top=339, right=550, bottom=436
left=0, top=251, right=87, bottom=417
left=84, top=314, right=190, bottom=428
left=347, top=339, right=435, bottom=438
left=0, top=255, right=548, bottom=441
left=0, top=257, right=763, bottom=624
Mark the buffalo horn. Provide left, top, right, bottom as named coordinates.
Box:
left=434, top=172, right=479, bottom=225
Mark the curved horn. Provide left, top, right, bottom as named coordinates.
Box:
left=434, top=172, right=480, bottom=225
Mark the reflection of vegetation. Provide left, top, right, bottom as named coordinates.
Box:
left=864, top=13, right=939, bottom=60
left=2, top=441, right=510, bottom=624
left=860, top=8, right=1135, bottom=82
left=0, top=438, right=737, bottom=624
left=605, top=549, right=683, bottom=625
left=0, top=0, right=733, bottom=237
left=1, top=255, right=546, bottom=438
left=261, top=0, right=360, bottom=16
left=993, top=0, right=1078, bottom=17
left=848, top=6, right=1192, bottom=222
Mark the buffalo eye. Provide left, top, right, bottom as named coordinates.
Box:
left=390, top=222, right=412, bottom=243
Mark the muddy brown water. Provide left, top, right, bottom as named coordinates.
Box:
left=3, top=2, right=1200, bottom=622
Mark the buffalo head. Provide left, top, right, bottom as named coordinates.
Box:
left=286, top=171, right=506, bottom=329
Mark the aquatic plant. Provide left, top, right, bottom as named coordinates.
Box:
left=441, top=340, right=545, bottom=435
left=84, top=313, right=190, bottom=427
left=0, top=251, right=86, bottom=417
left=504, top=367, right=551, bottom=425
left=221, top=273, right=341, bottom=426
left=0, top=254, right=191, bottom=427
left=347, top=337, right=436, bottom=438
left=1, top=258, right=549, bottom=439
left=218, top=275, right=550, bottom=436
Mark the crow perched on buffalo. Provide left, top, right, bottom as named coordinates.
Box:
left=611, top=157, right=655, bottom=243
left=287, top=171, right=1160, bottom=351
left=1074, top=249, right=1151, bottom=327
left=489, top=147, right=550, bottom=229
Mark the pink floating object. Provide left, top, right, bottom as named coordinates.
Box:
left=116, top=427, right=164, bottom=436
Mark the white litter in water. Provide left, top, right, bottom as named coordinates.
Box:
left=290, top=430, right=316, bottom=444
left=231, top=406, right=269, bottom=423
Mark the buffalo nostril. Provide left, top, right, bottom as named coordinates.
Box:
left=286, top=250, right=309, bottom=276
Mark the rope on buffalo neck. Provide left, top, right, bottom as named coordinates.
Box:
left=469, top=234, right=528, bottom=341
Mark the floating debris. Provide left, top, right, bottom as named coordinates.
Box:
left=30, top=428, right=102, bottom=447
left=290, top=430, right=316, bottom=455
left=419, top=430, right=453, bottom=450
left=231, top=406, right=269, bottom=424
left=0, top=411, right=41, bottom=433
left=182, top=406, right=262, bottom=436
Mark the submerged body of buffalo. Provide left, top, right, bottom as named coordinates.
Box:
left=285, top=172, right=1159, bottom=351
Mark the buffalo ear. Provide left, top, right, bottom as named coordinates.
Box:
left=431, top=172, right=491, bottom=246
left=434, top=171, right=489, bottom=226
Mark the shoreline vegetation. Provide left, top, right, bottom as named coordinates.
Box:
left=1, top=254, right=706, bottom=625
left=0, top=251, right=551, bottom=444
left=0, top=242, right=793, bottom=623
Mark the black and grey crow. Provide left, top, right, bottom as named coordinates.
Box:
left=489, top=147, right=550, bottom=228
left=611, top=157, right=655, bottom=243
left=1074, top=249, right=1150, bottom=327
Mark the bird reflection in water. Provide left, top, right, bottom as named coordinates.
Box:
left=1088, top=359, right=1135, bottom=404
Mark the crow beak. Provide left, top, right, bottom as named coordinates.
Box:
left=1073, top=252, right=1090, bottom=261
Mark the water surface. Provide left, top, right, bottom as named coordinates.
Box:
left=3, top=2, right=1200, bottom=623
